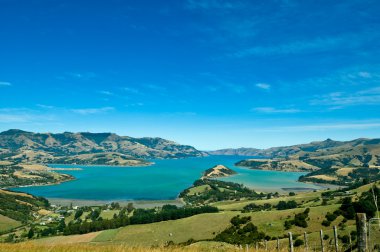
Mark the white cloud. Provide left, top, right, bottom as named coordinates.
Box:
left=255, top=83, right=270, bottom=90
left=71, top=107, right=114, bottom=115
left=252, top=107, right=300, bottom=114
left=0, top=81, right=11, bottom=86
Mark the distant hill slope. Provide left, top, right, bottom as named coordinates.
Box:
left=0, top=129, right=205, bottom=165
left=211, top=138, right=380, bottom=184
left=210, top=138, right=380, bottom=167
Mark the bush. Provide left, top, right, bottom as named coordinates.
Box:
left=325, top=212, right=338, bottom=222
left=322, top=220, right=331, bottom=227
left=294, top=239, right=304, bottom=247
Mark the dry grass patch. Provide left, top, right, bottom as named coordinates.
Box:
left=0, top=214, right=21, bottom=232
left=32, top=232, right=101, bottom=245
left=336, top=168, right=354, bottom=177
left=19, top=164, right=48, bottom=171
left=308, top=175, right=337, bottom=181
left=0, top=189, right=34, bottom=198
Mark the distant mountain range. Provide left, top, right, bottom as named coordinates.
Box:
left=209, top=138, right=380, bottom=167
left=0, top=129, right=205, bottom=165
left=210, top=138, right=380, bottom=184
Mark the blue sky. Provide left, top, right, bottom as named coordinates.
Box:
left=0, top=0, right=380, bottom=150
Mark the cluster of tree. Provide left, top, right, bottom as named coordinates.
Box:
left=63, top=205, right=218, bottom=235
left=214, top=215, right=267, bottom=245
left=322, top=210, right=340, bottom=226
left=179, top=179, right=261, bottom=205
left=340, top=186, right=379, bottom=219
left=26, top=219, right=66, bottom=239
left=0, top=191, right=49, bottom=223
left=284, top=208, right=310, bottom=229
left=321, top=185, right=379, bottom=227
left=338, top=231, right=357, bottom=245
left=276, top=200, right=298, bottom=210
left=242, top=203, right=272, bottom=213
left=129, top=205, right=218, bottom=224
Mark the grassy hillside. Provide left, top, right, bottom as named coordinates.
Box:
left=0, top=189, right=49, bottom=224
left=21, top=182, right=379, bottom=248
left=0, top=214, right=21, bottom=233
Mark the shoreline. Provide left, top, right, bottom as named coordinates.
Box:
left=47, top=162, right=154, bottom=167
left=47, top=197, right=185, bottom=208
left=3, top=176, right=77, bottom=190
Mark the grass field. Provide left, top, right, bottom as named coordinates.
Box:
left=0, top=214, right=21, bottom=232
left=31, top=202, right=352, bottom=247
left=2, top=182, right=376, bottom=250
left=187, top=185, right=211, bottom=196
left=211, top=190, right=323, bottom=211
left=94, top=212, right=234, bottom=246
left=100, top=210, right=120, bottom=220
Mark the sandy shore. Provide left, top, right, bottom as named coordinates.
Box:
left=47, top=198, right=185, bottom=208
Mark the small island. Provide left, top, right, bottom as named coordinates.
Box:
left=201, top=164, right=237, bottom=179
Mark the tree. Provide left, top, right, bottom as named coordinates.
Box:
left=27, top=228, right=34, bottom=239
left=127, top=203, right=134, bottom=213
left=74, top=209, right=83, bottom=220
left=58, top=219, right=66, bottom=232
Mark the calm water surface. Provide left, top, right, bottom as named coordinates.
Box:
left=11, top=156, right=321, bottom=201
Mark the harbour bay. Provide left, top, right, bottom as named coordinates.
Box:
left=10, top=156, right=322, bottom=202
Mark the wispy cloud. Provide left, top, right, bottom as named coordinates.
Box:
left=125, top=102, right=144, bottom=107
left=0, top=114, right=31, bottom=123
left=144, top=84, right=167, bottom=91
left=199, top=73, right=246, bottom=94
left=252, top=107, right=301, bottom=114
left=311, top=86, right=380, bottom=107
left=98, top=90, right=114, bottom=96
left=0, top=81, right=11, bottom=86
left=230, top=29, right=379, bottom=58
left=123, top=87, right=141, bottom=94
left=259, top=122, right=380, bottom=133
left=36, top=104, right=55, bottom=109
left=0, top=108, right=56, bottom=123
left=255, top=83, right=270, bottom=90
left=185, top=0, right=245, bottom=10
left=71, top=107, right=114, bottom=115
left=358, top=71, right=372, bottom=78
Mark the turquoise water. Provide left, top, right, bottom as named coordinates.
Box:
left=11, top=156, right=321, bottom=201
